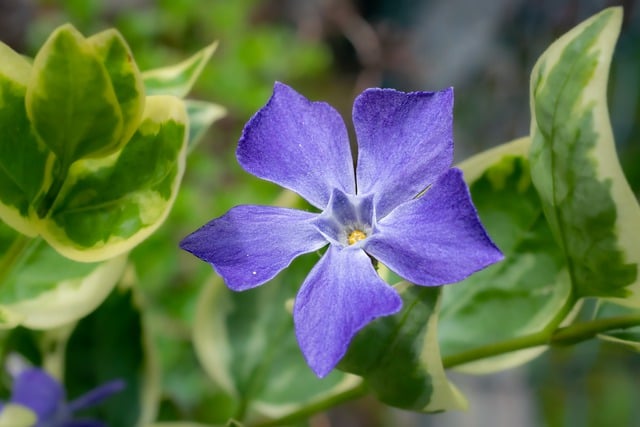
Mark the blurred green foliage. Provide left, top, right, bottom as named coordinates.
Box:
left=20, top=0, right=332, bottom=422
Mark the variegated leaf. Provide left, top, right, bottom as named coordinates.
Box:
left=0, top=42, right=48, bottom=236
left=0, top=404, right=37, bottom=427
left=143, top=42, right=218, bottom=97
left=185, top=100, right=226, bottom=152
left=26, top=24, right=124, bottom=168
left=529, top=7, right=640, bottom=302
left=441, top=138, right=574, bottom=374
left=89, top=28, right=146, bottom=147
left=339, top=284, right=466, bottom=412
left=37, top=95, right=188, bottom=262
left=0, top=221, right=127, bottom=329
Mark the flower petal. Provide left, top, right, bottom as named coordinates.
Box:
left=10, top=368, right=63, bottom=420
left=67, top=379, right=125, bottom=412
left=294, top=246, right=402, bottom=377
left=181, top=205, right=328, bottom=291
left=354, top=87, right=454, bottom=218
left=237, top=82, right=355, bottom=209
left=365, top=168, right=503, bottom=285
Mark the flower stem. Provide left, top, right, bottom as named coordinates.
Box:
left=442, top=313, right=640, bottom=369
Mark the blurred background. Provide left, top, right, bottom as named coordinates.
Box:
left=1, top=0, right=639, bottom=426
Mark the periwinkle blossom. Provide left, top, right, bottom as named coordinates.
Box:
left=0, top=355, right=124, bottom=427
left=181, top=82, right=503, bottom=377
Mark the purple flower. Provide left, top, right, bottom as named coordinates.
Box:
left=181, top=82, right=503, bottom=377
left=0, top=355, right=124, bottom=427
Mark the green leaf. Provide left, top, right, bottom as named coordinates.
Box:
left=192, top=255, right=359, bottom=424
left=339, top=283, right=466, bottom=412
left=0, top=221, right=127, bottom=329
left=65, top=285, right=160, bottom=427
left=0, top=404, right=37, bottom=427
left=529, top=7, right=640, bottom=300
left=26, top=24, right=124, bottom=166
left=38, top=95, right=188, bottom=262
left=440, top=138, right=573, bottom=373
left=185, top=100, right=226, bottom=152
left=143, top=42, right=218, bottom=98
left=89, top=28, right=146, bottom=146
left=599, top=330, right=640, bottom=351
left=0, top=42, right=49, bottom=236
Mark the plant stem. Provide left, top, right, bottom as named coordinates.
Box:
left=252, top=381, right=369, bottom=427
left=36, top=157, right=70, bottom=218
left=0, top=233, right=33, bottom=285
left=550, top=313, right=640, bottom=345
left=248, top=312, right=640, bottom=426
left=443, top=313, right=640, bottom=369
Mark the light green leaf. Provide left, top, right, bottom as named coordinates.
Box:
left=339, top=283, right=466, bottom=412
left=65, top=285, right=160, bottom=427
left=193, top=256, right=359, bottom=424
left=0, top=42, right=49, bottom=236
left=1, top=254, right=126, bottom=330
left=0, top=404, right=37, bottom=427
left=143, top=42, right=218, bottom=97
left=0, top=223, right=127, bottom=329
left=185, top=100, right=226, bottom=152
left=457, top=137, right=530, bottom=182
left=0, top=220, right=127, bottom=329
left=440, top=138, right=573, bottom=374
left=37, top=95, right=188, bottom=262
left=89, top=28, right=146, bottom=146
left=26, top=24, right=124, bottom=167
left=529, top=7, right=640, bottom=301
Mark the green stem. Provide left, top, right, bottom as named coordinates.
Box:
left=252, top=381, right=369, bottom=427
left=0, top=233, right=36, bottom=285
left=443, top=313, right=640, bottom=369
left=550, top=313, right=640, bottom=345
left=245, top=310, right=640, bottom=426
left=36, top=157, right=70, bottom=218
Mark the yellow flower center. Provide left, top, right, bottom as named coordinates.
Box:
left=347, top=229, right=367, bottom=245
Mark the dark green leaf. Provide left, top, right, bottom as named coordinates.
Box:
left=339, top=284, right=465, bottom=412
left=65, top=286, right=158, bottom=427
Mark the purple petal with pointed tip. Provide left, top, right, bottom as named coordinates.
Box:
left=365, top=168, right=503, bottom=285
left=181, top=205, right=328, bottom=291
left=354, top=88, right=454, bottom=218
left=67, top=379, right=125, bottom=412
left=11, top=368, right=63, bottom=420
left=237, top=82, right=355, bottom=209
left=294, top=246, right=402, bottom=377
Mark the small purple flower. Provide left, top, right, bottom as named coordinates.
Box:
left=181, top=82, right=503, bottom=377
left=0, top=355, right=124, bottom=427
